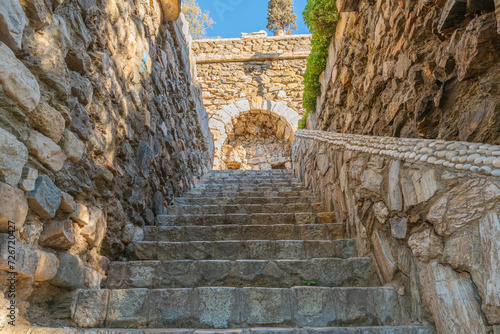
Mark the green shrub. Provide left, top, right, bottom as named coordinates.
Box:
left=302, top=0, right=340, bottom=114
left=298, top=111, right=310, bottom=129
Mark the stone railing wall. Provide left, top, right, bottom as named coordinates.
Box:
left=293, top=129, right=500, bottom=334
left=0, top=0, right=212, bottom=328
left=191, top=33, right=311, bottom=117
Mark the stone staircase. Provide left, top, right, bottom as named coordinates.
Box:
left=70, top=170, right=435, bottom=333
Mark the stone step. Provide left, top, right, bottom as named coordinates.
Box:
left=201, top=178, right=301, bottom=183
left=156, top=212, right=334, bottom=226
left=72, top=287, right=410, bottom=329
left=184, top=190, right=314, bottom=198
left=18, top=326, right=436, bottom=334
left=128, top=239, right=356, bottom=261
left=172, top=196, right=317, bottom=206
left=166, top=203, right=324, bottom=215
left=189, top=187, right=308, bottom=194
left=200, top=181, right=301, bottom=186
left=106, top=258, right=378, bottom=289
left=203, top=170, right=294, bottom=176
left=143, top=224, right=345, bottom=242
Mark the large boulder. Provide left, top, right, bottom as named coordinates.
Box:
left=0, top=0, right=26, bottom=50
left=0, top=127, right=28, bottom=186
left=0, top=42, right=40, bottom=112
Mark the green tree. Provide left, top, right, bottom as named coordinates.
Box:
left=182, top=0, right=215, bottom=39
left=266, top=0, right=298, bottom=35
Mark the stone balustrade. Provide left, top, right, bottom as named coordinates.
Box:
left=292, top=129, right=500, bottom=334
left=296, top=130, right=500, bottom=177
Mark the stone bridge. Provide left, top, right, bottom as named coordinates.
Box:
left=191, top=32, right=311, bottom=170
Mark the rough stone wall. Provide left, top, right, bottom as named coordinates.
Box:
left=192, top=32, right=311, bottom=117
left=221, top=110, right=293, bottom=170
left=209, top=99, right=301, bottom=170
left=191, top=33, right=310, bottom=171
left=293, top=130, right=500, bottom=333
left=0, top=0, right=212, bottom=327
left=313, top=0, right=500, bottom=144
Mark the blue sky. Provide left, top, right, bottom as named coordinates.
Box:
left=196, top=0, right=311, bottom=38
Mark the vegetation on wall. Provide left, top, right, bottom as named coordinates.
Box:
left=182, top=0, right=215, bottom=39
left=267, top=0, right=298, bottom=35
left=302, top=0, right=340, bottom=114
left=298, top=112, right=309, bottom=129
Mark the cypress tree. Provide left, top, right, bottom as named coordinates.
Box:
left=266, top=0, right=298, bottom=35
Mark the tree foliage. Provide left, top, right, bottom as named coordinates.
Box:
left=302, top=0, right=340, bottom=114
left=267, top=0, right=298, bottom=35
left=182, top=0, right=214, bottom=39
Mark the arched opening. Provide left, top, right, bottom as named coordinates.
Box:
left=209, top=99, right=301, bottom=170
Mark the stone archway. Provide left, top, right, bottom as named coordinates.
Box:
left=209, top=98, right=302, bottom=170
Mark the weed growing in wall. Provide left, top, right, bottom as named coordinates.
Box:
left=302, top=0, right=340, bottom=115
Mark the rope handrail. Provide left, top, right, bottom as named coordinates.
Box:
left=294, top=129, right=500, bottom=177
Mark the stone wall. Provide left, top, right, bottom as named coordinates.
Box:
left=293, top=129, right=500, bottom=333
left=221, top=110, right=293, bottom=170
left=0, top=0, right=212, bottom=327
left=191, top=32, right=310, bottom=170
left=192, top=32, right=311, bottom=117
left=312, top=0, right=500, bottom=145
left=209, top=98, right=301, bottom=170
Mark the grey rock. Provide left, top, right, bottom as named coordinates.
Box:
left=0, top=234, right=39, bottom=276
left=0, top=127, right=28, bottom=186
left=60, top=129, right=85, bottom=163
left=70, top=71, right=93, bottom=106
left=18, top=167, right=38, bottom=192
left=27, top=102, right=66, bottom=142
left=0, top=182, right=28, bottom=231
left=389, top=216, right=408, bottom=239
left=420, top=262, right=488, bottom=333
left=0, top=0, right=26, bottom=50
left=195, top=287, right=239, bottom=328
left=26, top=175, right=62, bottom=219
left=23, top=130, right=67, bottom=172
left=18, top=0, right=53, bottom=30
left=479, top=211, right=500, bottom=323
left=0, top=42, right=40, bottom=112
left=372, top=230, right=397, bottom=283
left=50, top=253, right=86, bottom=290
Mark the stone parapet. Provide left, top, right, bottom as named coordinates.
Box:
left=296, top=130, right=500, bottom=177
left=293, top=129, right=500, bottom=333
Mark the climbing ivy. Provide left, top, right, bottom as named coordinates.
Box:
left=302, top=0, right=341, bottom=115
left=298, top=111, right=309, bottom=129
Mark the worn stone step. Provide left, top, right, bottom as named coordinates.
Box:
left=143, top=224, right=345, bottom=242
left=72, top=286, right=410, bottom=328
left=156, top=212, right=335, bottom=226
left=184, top=190, right=314, bottom=198
left=166, top=203, right=324, bottom=215
left=17, top=325, right=436, bottom=334
left=202, top=178, right=301, bottom=183
left=128, top=239, right=356, bottom=261
left=189, top=183, right=307, bottom=193
left=172, top=196, right=317, bottom=206
left=107, top=258, right=378, bottom=289
left=203, top=170, right=294, bottom=177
